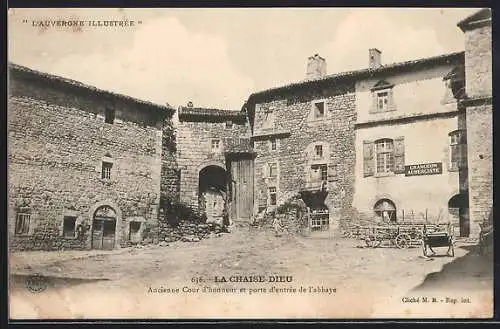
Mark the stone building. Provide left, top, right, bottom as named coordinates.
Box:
left=244, top=54, right=357, bottom=233
left=244, top=9, right=492, bottom=237
left=352, top=50, right=469, bottom=235
left=457, top=8, right=493, bottom=237
left=8, top=64, right=177, bottom=250
left=176, top=104, right=254, bottom=224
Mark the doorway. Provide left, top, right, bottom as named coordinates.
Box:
left=199, top=165, right=227, bottom=224
left=448, top=194, right=469, bottom=237
left=91, top=205, right=117, bottom=250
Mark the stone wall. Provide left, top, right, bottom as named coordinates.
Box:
left=465, top=104, right=492, bottom=238
left=462, top=18, right=492, bottom=239
left=464, top=25, right=492, bottom=98
left=8, top=71, right=175, bottom=250
left=252, top=83, right=357, bottom=229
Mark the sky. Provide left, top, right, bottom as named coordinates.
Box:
left=8, top=8, right=478, bottom=111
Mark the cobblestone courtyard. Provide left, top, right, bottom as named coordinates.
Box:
left=9, top=226, right=493, bottom=318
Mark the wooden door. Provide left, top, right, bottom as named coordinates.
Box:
left=230, top=157, right=254, bottom=221
left=91, top=219, right=104, bottom=249
left=92, top=218, right=116, bottom=249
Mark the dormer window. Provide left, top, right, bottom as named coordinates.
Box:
left=376, top=91, right=389, bottom=111
left=371, top=80, right=395, bottom=113
left=261, top=108, right=275, bottom=129
left=313, top=101, right=325, bottom=118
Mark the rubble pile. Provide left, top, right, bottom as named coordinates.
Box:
left=158, top=221, right=228, bottom=243
left=252, top=195, right=308, bottom=236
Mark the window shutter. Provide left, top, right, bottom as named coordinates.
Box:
left=394, top=136, right=405, bottom=174
left=363, top=140, right=374, bottom=177
left=371, top=93, right=378, bottom=113
left=388, top=88, right=395, bottom=110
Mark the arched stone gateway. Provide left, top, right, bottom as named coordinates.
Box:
left=448, top=193, right=469, bottom=237
left=198, top=165, right=228, bottom=225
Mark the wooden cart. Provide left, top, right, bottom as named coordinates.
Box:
left=363, top=225, right=415, bottom=249
left=422, top=224, right=454, bottom=257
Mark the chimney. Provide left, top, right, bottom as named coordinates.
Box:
left=369, top=48, right=382, bottom=69
left=306, top=54, right=327, bottom=80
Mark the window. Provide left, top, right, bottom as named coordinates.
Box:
left=101, top=161, right=113, bottom=179
left=374, top=199, right=397, bottom=223
left=262, top=109, right=275, bottom=129
left=377, top=91, right=389, bottom=111
left=105, top=108, right=115, bottom=124
left=268, top=162, right=278, bottom=178
left=313, top=101, right=325, bottom=118
left=314, top=145, right=323, bottom=158
left=311, top=164, right=328, bottom=182
left=375, top=139, right=394, bottom=173
left=15, top=213, right=31, bottom=235
left=129, top=221, right=141, bottom=242
left=449, top=130, right=467, bottom=171
left=270, top=138, right=277, bottom=151
left=268, top=187, right=277, bottom=206
left=211, top=139, right=221, bottom=152
left=63, top=216, right=76, bottom=238
left=310, top=206, right=329, bottom=231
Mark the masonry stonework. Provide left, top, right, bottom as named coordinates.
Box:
left=459, top=9, right=493, bottom=239
left=176, top=108, right=251, bottom=210
left=249, top=83, right=357, bottom=231
left=8, top=66, right=175, bottom=250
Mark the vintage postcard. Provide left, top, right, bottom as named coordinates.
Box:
left=7, top=7, right=493, bottom=319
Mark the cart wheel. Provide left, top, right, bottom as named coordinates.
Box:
left=395, top=234, right=410, bottom=249
left=365, top=234, right=380, bottom=248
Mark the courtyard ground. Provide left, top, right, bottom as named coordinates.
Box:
left=9, top=225, right=493, bottom=319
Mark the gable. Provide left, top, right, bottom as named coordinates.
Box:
left=371, top=80, right=394, bottom=91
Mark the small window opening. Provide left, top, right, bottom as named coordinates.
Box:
left=15, top=213, right=31, bottom=235
left=268, top=187, right=277, bottom=206
left=63, top=216, right=77, bottom=238
left=102, top=161, right=113, bottom=180
left=314, top=102, right=325, bottom=118
left=105, top=108, right=115, bottom=124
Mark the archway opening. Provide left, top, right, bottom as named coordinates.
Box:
left=374, top=199, right=397, bottom=223
left=92, top=205, right=117, bottom=250
left=199, top=165, right=227, bottom=224
left=448, top=193, right=469, bottom=237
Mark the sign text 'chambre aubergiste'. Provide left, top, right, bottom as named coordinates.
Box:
left=404, top=162, right=443, bottom=177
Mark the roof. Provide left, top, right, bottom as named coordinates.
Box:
left=457, top=8, right=491, bottom=32
left=246, top=51, right=465, bottom=103
left=178, top=106, right=246, bottom=121
left=9, top=63, right=175, bottom=115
